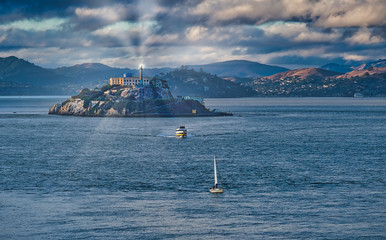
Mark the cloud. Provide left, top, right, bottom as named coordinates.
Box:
left=75, top=6, right=126, bottom=22
left=313, top=0, right=386, bottom=28
left=0, top=0, right=112, bottom=23
left=346, top=27, right=384, bottom=45
left=188, top=0, right=386, bottom=28
left=144, top=33, right=179, bottom=46
left=0, top=0, right=385, bottom=69
left=0, top=34, right=6, bottom=43
left=185, top=26, right=208, bottom=42
left=343, top=53, right=370, bottom=61
left=260, top=22, right=341, bottom=43
left=72, top=4, right=139, bottom=31
left=0, top=18, right=67, bottom=31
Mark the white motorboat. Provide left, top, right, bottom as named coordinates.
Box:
left=176, top=126, right=187, bottom=138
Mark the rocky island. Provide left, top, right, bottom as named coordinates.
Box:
left=49, top=67, right=231, bottom=117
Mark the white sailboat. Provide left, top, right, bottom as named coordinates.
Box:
left=209, top=155, right=223, bottom=193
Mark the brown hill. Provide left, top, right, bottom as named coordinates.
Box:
left=336, top=67, right=386, bottom=79
left=247, top=66, right=385, bottom=97
left=263, top=68, right=340, bottom=81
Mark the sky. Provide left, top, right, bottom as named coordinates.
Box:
left=0, top=0, right=385, bottom=69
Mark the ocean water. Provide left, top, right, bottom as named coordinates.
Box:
left=0, top=96, right=385, bottom=239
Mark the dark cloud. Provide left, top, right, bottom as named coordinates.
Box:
left=0, top=0, right=384, bottom=68
left=268, top=55, right=365, bottom=68
left=69, top=3, right=140, bottom=31
left=0, top=0, right=138, bottom=23
left=0, top=1, right=79, bottom=23
left=372, top=26, right=386, bottom=39
left=0, top=28, right=83, bottom=49
left=156, top=0, right=204, bottom=7
left=129, top=30, right=141, bottom=47
left=0, top=45, right=28, bottom=51
left=90, top=35, right=126, bottom=48
left=269, top=55, right=336, bottom=66
left=153, top=8, right=210, bottom=35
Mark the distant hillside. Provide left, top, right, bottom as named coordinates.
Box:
left=159, top=67, right=255, bottom=97
left=247, top=67, right=386, bottom=97
left=320, top=63, right=354, bottom=73
left=337, top=67, right=386, bottom=79
left=320, top=59, right=386, bottom=73
left=0, top=57, right=174, bottom=95
left=54, top=63, right=173, bottom=88
left=54, top=63, right=126, bottom=89
left=264, top=68, right=340, bottom=81
left=1, top=56, right=384, bottom=97
left=189, top=60, right=288, bottom=78
left=0, top=56, right=72, bottom=95
left=361, top=59, right=386, bottom=70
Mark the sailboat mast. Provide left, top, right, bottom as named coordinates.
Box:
left=214, top=155, right=218, bottom=185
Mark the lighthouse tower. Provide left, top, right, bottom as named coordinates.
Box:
left=139, top=64, right=143, bottom=85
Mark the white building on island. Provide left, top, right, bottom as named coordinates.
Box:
left=110, top=65, right=150, bottom=87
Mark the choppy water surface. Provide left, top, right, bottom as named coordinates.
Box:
left=0, top=97, right=385, bottom=239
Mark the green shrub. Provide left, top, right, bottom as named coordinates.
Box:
left=83, top=97, right=91, bottom=108
left=101, top=84, right=113, bottom=92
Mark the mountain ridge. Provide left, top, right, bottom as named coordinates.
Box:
left=188, top=59, right=289, bottom=77
left=0, top=56, right=72, bottom=95
left=0, top=56, right=289, bottom=95
left=0, top=56, right=385, bottom=97
left=320, top=59, right=386, bottom=73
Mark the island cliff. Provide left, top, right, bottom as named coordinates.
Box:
left=49, top=80, right=231, bottom=117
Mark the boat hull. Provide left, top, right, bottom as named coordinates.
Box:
left=175, top=132, right=187, bottom=138
left=176, top=129, right=187, bottom=138
left=209, top=187, right=223, bottom=193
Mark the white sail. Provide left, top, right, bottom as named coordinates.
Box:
left=209, top=155, right=223, bottom=193
left=214, top=155, right=218, bottom=185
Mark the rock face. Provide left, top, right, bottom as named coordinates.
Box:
left=49, top=100, right=88, bottom=115
left=49, top=84, right=231, bottom=117
left=116, top=85, right=173, bottom=101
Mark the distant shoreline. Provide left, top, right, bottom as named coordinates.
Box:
left=49, top=112, right=233, bottom=117
left=1, top=95, right=386, bottom=98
